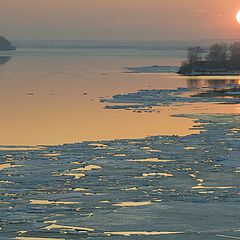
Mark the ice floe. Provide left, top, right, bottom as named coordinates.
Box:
left=124, top=65, right=179, bottom=73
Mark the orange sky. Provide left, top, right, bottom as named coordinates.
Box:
left=1, top=0, right=240, bottom=41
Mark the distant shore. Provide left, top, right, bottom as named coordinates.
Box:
left=178, top=71, right=240, bottom=76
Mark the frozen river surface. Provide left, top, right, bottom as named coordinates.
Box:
left=0, top=114, right=239, bottom=239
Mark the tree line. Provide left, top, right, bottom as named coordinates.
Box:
left=183, top=42, right=240, bottom=70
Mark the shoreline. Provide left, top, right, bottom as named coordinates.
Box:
left=178, top=71, right=240, bottom=76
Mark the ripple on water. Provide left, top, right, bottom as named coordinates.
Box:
left=30, top=200, right=79, bottom=205
left=0, top=163, right=22, bottom=170
left=128, top=158, right=174, bottom=163
left=113, top=201, right=152, bottom=207
left=43, top=224, right=94, bottom=232
left=104, top=231, right=184, bottom=236
left=142, top=172, right=173, bottom=178
left=16, top=238, right=65, bottom=240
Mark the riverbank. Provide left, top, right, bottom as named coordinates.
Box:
left=178, top=71, right=240, bottom=76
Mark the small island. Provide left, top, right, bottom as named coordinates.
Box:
left=0, top=56, right=11, bottom=65
left=0, top=35, right=15, bottom=51
left=178, top=42, right=240, bottom=76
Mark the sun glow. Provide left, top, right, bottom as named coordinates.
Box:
left=236, top=10, right=240, bottom=24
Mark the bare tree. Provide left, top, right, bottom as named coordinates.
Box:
left=187, top=47, right=204, bottom=64
left=229, top=42, right=240, bottom=68
left=180, top=42, right=240, bottom=74
left=207, top=43, right=228, bottom=64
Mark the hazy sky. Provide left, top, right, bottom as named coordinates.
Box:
left=1, top=0, right=240, bottom=41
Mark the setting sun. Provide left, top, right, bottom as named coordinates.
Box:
left=236, top=10, right=240, bottom=24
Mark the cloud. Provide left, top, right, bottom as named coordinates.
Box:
left=212, top=14, right=223, bottom=18
left=196, top=9, right=207, bottom=14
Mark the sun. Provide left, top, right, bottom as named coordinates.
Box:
left=236, top=10, right=240, bottom=24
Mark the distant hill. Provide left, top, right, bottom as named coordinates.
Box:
left=0, top=56, right=11, bottom=64
left=0, top=36, right=15, bottom=51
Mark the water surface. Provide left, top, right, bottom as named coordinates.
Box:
left=1, top=48, right=240, bottom=145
